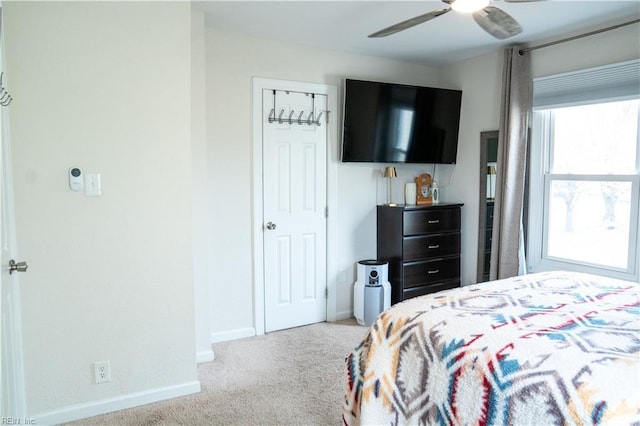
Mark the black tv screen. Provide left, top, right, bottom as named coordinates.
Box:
left=341, top=79, right=462, bottom=164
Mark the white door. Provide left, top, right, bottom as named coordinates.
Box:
left=262, top=89, right=327, bottom=332
left=0, top=4, right=26, bottom=417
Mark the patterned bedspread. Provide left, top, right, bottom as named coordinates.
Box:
left=343, top=271, right=640, bottom=425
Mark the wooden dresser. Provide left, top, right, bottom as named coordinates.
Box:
left=377, top=203, right=463, bottom=305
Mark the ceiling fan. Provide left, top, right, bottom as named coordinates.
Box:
left=369, top=0, right=544, bottom=40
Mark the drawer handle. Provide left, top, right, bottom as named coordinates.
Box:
left=428, top=244, right=440, bottom=249
left=427, top=220, right=440, bottom=224
left=428, top=269, right=440, bottom=274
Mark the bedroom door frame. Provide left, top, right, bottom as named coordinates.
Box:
left=252, top=77, right=338, bottom=335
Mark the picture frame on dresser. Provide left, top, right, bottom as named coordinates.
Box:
left=377, top=203, right=463, bottom=305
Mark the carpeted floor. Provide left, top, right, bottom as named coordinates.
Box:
left=68, top=319, right=368, bottom=425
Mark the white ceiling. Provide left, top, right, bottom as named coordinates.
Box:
left=195, top=0, right=640, bottom=66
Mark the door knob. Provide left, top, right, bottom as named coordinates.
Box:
left=266, top=222, right=277, bottom=230
left=9, top=259, right=28, bottom=275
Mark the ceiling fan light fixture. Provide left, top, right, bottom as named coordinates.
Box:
left=451, top=0, right=490, bottom=13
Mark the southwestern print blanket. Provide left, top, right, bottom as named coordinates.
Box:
left=343, top=271, right=640, bottom=425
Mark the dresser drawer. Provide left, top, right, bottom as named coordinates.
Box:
left=403, top=209, right=461, bottom=236
left=403, top=233, right=461, bottom=262
left=403, top=257, right=460, bottom=288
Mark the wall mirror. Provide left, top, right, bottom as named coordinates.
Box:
left=477, top=131, right=498, bottom=282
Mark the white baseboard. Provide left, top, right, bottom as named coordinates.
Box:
left=211, top=327, right=256, bottom=343
left=196, top=349, right=215, bottom=363
left=336, top=310, right=353, bottom=321
left=33, top=380, right=201, bottom=425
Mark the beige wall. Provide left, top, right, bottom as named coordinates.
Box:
left=5, top=1, right=199, bottom=420
left=190, top=6, right=214, bottom=363
left=528, top=22, right=640, bottom=79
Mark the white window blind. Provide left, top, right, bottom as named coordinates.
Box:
left=533, top=59, right=640, bottom=110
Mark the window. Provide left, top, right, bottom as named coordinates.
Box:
left=528, top=60, right=640, bottom=281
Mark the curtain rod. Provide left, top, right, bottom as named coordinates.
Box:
left=519, top=18, right=640, bottom=55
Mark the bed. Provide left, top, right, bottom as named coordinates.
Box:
left=343, top=271, right=640, bottom=425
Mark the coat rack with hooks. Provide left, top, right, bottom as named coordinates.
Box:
left=0, top=73, right=13, bottom=107
left=267, top=90, right=327, bottom=126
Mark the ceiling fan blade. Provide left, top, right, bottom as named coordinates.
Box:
left=369, top=8, right=451, bottom=38
left=473, top=6, right=522, bottom=39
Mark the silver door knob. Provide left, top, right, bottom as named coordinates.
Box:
left=266, top=222, right=277, bottom=230
left=9, top=259, right=28, bottom=275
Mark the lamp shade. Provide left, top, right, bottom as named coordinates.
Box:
left=383, top=166, right=397, bottom=178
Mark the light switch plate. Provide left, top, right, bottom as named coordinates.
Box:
left=85, top=173, right=101, bottom=197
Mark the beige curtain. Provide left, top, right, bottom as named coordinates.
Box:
left=489, top=46, right=531, bottom=280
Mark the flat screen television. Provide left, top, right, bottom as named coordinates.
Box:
left=341, top=79, right=462, bottom=164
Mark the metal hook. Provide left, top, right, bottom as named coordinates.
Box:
left=268, top=108, right=275, bottom=123
left=297, top=111, right=304, bottom=125
left=278, top=109, right=285, bottom=124
left=315, top=111, right=324, bottom=125
left=307, top=112, right=314, bottom=125
left=288, top=110, right=295, bottom=123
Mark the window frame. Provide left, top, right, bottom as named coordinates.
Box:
left=527, top=106, right=640, bottom=281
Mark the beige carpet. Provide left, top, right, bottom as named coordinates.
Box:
left=69, top=319, right=368, bottom=426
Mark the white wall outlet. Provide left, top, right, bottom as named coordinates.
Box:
left=94, top=360, right=111, bottom=384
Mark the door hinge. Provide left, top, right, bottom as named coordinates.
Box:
left=325, top=287, right=329, bottom=299
left=325, top=206, right=328, bottom=218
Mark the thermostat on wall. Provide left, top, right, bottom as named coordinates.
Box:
left=69, top=167, right=83, bottom=191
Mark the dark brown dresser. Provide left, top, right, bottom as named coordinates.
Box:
left=377, top=203, right=463, bottom=305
